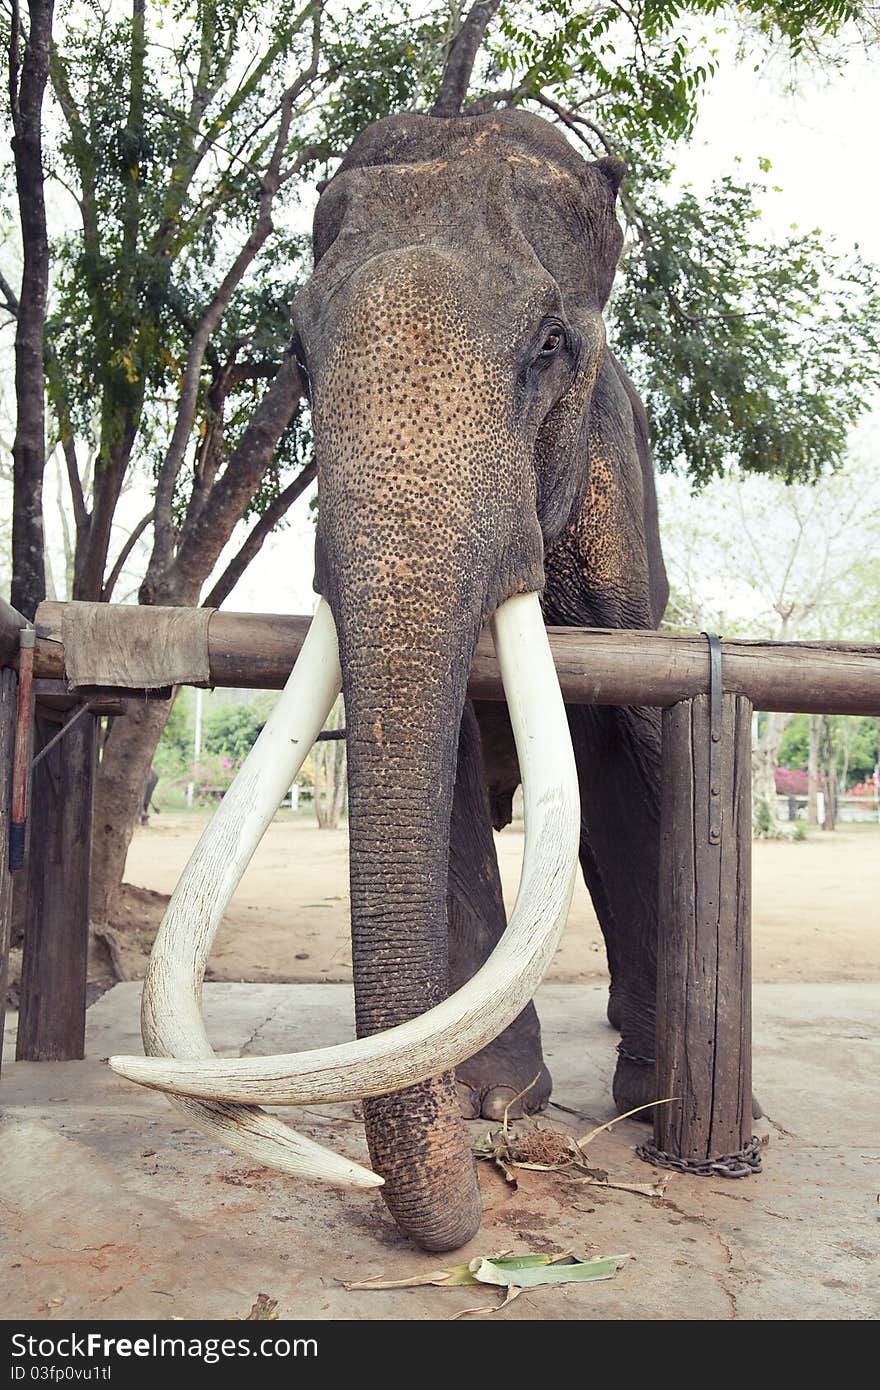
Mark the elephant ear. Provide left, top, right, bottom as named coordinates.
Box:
left=518, top=148, right=666, bottom=623
left=544, top=349, right=669, bottom=631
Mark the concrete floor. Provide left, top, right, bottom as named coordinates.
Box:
left=1, top=981, right=878, bottom=1321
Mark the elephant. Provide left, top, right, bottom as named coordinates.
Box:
left=111, top=109, right=669, bottom=1254
left=140, top=766, right=159, bottom=825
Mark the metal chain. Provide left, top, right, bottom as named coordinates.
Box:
left=616, top=1043, right=656, bottom=1068
left=636, top=1135, right=764, bottom=1178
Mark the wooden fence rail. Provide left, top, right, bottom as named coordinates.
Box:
left=32, top=601, right=880, bottom=714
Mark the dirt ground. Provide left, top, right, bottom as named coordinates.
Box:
left=5, top=978, right=878, bottom=1320
left=4, top=817, right=878, bottom=1321
left=99, top=814, right=880, bottom=989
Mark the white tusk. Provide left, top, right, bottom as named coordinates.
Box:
left=111, top=592, right=580, bottom=1122
left=123, top=598, right=382, bottom=1188
left=170, top=1098, right=382, bottom=1187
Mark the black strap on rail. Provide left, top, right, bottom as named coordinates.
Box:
left=701, top=631, right=723, bottom=846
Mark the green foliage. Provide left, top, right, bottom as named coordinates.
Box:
left=491, top=1, right=862, bottom=154
left=153, top=689, right=193, bottom=775
left=779, top=714, right=810, bottom=769
left=203, top=697, right=273, bottom=761
left=318, top=3, right=450, bottom=148
left=780, top=714, right=878, bottom=786
left=31, top=2, right=322, bottom=499
left=483, top=3, right=880, bottom=486
left=39, top=0, right=451, bottom=524
left=611, top=174, right=880, bottom=483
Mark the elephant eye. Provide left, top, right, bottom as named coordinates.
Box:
left=538, top=328, right=563, bottom=357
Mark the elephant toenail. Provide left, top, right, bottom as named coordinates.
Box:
left=482, top=1087, right=521, bottom=1121
left=456, top=1081, right=481, bottom=1119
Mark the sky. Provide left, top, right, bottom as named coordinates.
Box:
left=21, top=22, right=880, bottom=619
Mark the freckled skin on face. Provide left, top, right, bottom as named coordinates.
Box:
left=291, top=109, right=669, bottom=1250
left=313, top=254, right=546, bottom=642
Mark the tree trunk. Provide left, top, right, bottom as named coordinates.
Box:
left=819, top=715, right=838, bottom=832
left=431, top=0, right=502, bottom=116
left=807, top=714, right=820, bottom=825
left=838, top=720, right=851, bottom=799
left=313, top=696, right=346, bottom=829
left=73, top=424, right=141, bottom=601
left=330, top=729, right=347, bottom=826
left=89, top=694, right=177, bottom=922
left=87, top=357, right=302, bottom=916
left=751, top=709, right=791, bottom=836
left=9, top=0, right=55, bottom=619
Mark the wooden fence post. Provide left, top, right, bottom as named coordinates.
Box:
left=639, top=690, right=761, bottom=1176
left=16, top=707, right=97, bottom=1061
left=0, top=668, right=16, bottom=1070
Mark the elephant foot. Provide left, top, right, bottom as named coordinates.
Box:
left=612, top=1054, right=658, bottom=1121
left=606, top=985, right=623, bottom=1032
left=613, top=1055, right=764, bottom=1124
left=455, top=1006, right=551, bottom=1121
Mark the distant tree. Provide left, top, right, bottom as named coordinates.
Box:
left=660, top=458, right=880, bottom=833
left=204, top=699, right=272, bottom=762
left=779, top=712, right=878, bottom=823
left=312, top=696, right=346, bottom=829
left=611, top=174, right=880, bottom=484
left=151, top=689, right=192, bottom=776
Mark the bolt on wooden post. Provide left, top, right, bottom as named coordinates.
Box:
left=645, top=689, right=758, bottom=1173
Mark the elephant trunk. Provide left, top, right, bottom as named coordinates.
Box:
left=306, top=257, right=547, bottom=1247
left=337, top=592, right=482, bottom=1250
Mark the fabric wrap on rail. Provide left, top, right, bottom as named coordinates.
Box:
left=62, top=601, right=216, bottom=690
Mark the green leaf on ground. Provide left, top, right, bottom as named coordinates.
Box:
left=471, top=1254, right=629, bottom=1288
left=345, top=1251, right=629, bottom=1292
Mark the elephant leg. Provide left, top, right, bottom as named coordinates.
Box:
left=448, top=702, right=551, bottom=1122
left=570, top=702, right=663, bottom=1119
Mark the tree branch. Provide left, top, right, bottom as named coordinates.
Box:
left=0, top=268, right=20, bottom=317
left=202, top=460, right=316, bottom=610
left=153, top=1, right=222, bottom=247
left=530, top=91, right=615, bottom=155
left=49, top=41, right=99, bottom=251
left=102, top=509, right=153, bottom=602
left=462, top=85, right=523, bottom=115
left=151, top=352, right=305, bottom=604
left=431, top=0, right=502, bottom=117
left=121, top=0, right=146, bottom=267
left=184, top=0, right=322, bottom=180
left=147, top=11, right=323, bottom=586
left=60, top=429, right=87, bottom=533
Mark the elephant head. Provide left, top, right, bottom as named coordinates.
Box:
left=111, top=112, right=627, bottom=1251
